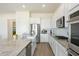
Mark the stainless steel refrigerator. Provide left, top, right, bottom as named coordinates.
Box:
left=30, top=24, right=40, bottom=43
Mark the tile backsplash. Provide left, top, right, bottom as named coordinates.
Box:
left=52, top=27, right=69, bottom=37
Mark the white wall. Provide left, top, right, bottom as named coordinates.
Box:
left=0, top=13, right=16, bottom=39
left=16, top=11, right=30, bottom=36
left=0, top=11, right=30, bottom=39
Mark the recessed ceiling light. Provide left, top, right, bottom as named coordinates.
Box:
left=42, top=4, right=46, bottom=7
left=22, top=5, right=26, bottom=8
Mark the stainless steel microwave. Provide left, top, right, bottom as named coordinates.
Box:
left=56, top=16, right=65, bottom=28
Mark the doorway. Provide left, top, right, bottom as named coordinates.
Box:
left=8, top=19, right=16, bottom=40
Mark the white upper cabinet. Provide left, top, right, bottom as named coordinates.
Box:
left=40, top=17, right=51, bottom=31
left=30, top=17, right=40, bottom=24
left=64, top=3, right=79, bottom=12
left=63, top=3, right=79, bottom=27
left=68, top=3, right=79, bottom=11
left=64, top=3, right=79, bottom=27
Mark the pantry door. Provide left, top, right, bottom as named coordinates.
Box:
left=8, top=19, right=16, bottom=40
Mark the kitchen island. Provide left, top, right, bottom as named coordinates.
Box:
left=0, top=39, right=31, bottom=56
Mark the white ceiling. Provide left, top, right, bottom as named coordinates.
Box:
left=0, top=3, right=61, bottom=13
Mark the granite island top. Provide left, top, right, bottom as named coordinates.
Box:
left=0, top=39, right=31, bottom=56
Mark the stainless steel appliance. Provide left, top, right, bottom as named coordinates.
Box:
left=56, top=16, right=65, bottom=28
left=30, top=24, right=40, bottom=43
left=68, top=10, right=79, bottom=56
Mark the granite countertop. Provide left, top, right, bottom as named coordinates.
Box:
left=0, top=39, right=31, bottom=56
left=51, top=35, right=68, bottom=49
left=55, top=37, right=68, bottom=49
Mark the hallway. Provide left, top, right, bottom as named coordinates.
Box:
left=33, top=43, right=54, bottom=56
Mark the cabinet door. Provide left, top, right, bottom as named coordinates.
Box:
left=55, top=43, right=60, bottom=56
left=53, top=40, right=57, bottom=55
left=49, top=36, right=52, bottom=48
left=50, top=37, right=56, bottom=55
left=40, top=34, right=48, bottom=42
left=44, top=34, right=48, bottom=42
left=48, top=34, right=51, bottom=46
left=56, top=42, right=68, bottom=56
left=50, top=36, right=53, bottom=50
left=31, top=42, right=36, bottom=55
left=26, top=43, right=31, bottom=56
left=40, top=34, right=45, bottom=42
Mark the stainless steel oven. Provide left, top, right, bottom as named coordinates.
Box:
left=68, top=10, right=79, bottom=56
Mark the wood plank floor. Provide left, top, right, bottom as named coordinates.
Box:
left=33, top=43, right=54, bottom=56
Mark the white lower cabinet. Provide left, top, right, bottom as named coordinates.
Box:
left=55, top=41, right=68, bottom=56
left=49, top=35, right=68, bottom=56
left=48, top=35, right=52, bottom=47
left=52, top=40, right=56, bottom=55
left=48, top=35, right=55, bottom=55
left=48, top=35, right=56, bottom=55
left=40, top=34, right=48, bottom=42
